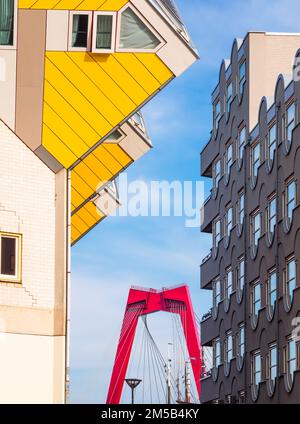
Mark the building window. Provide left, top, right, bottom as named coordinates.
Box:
left=237, top=190, right=245, bottom=228
left=118, top=7, right=161, bottom=50
left=237, top=324, right=245, bottom=360
left=213, top=278, right=222, bottom=309
left=214, top=100, right=221, bottom=132
left=237, top=257, right=245, bottom=296
left=0, top=232, right=21, bottom=282
left=251, top=140, right=261, bottom=179
left=251, top=350, right=262, bottom=396
left=250, top=209, right=261, bottom=250
left=226, top=82, right=233, bottom=116
left=70, top=12, right=92, bottom=49
left=238, top=60, right=246, bottom=98
left=267, top=194, right=276, bottom=237
left=285, top=337, right=298, bottom=390
left=92, top=12, right=116, bottom=53
left=213, top=217, right=222, bottom=249
left=213, top=338, right=222, bottom=368
left=284, top=256, right=296, bottom=310
left=224, top=204, right=233, bottom=240
left=224, top=331, right=234, bottom=365
left=267, top=123, right=277, bottom=165
left=267, top=344, right=277, bottom=392
left=0, top=0, right=15, bottom=46
left=267, top=269, right=277, bottom=319
left=225, top=267, right=234, bottom=305
left=225, top=142, right=233, bottom=178
left=284, top=177, right=297, bottom=225
left=283, top=102, right=296, bottom=148
left=212, top=159, right=222, bottom=191
left=251, top=280, right=261, bottom=326
left=237, top=126, right=246, bottom=162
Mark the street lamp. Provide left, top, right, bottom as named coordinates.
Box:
left=125, top=378, right=142, bottom=404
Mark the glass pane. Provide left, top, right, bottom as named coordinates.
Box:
left=72, top=14, right=89, bottom=48
left=120, top=7, right=160, bottom=50
left=1, top=236, right=16, bottom=276
left=96, top=15, right=113, bottom=50
left=0, top=0, right=14, bottom=46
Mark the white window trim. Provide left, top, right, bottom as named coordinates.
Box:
left=115, top=3, right=165, bottom=53
left=68, top=11, right=93, bottom=52
left=0, top=232, right=22, bottom=283
left=92, top=11, right=117, bottom=54
left=0, top=0, right=17, bottom=50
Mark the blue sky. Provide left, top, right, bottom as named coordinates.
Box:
left=70, top=0, right=300, bottom=404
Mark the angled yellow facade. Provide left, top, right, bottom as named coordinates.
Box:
left=1, top=0, right=198, bottom=245
left=43, top=51, right=172, bottom=169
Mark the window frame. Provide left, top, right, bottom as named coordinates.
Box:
left=267, top=193, right=277, bottom=237
left=266, top=342, right=279, bottom=397
left=237, top=126, right=247, bottom=162
left=0, top=231, right=22, bottom=283
left=213, top=217, right=222, bottom=250
left=250, top=280, right=261, bottom=327
left=92, top=11, right=117, bottom=54
left=283, top=176, right=297, bottom=225
left=68, top=11, right=93, bottom=52
left=237, top=324, right=245, bottom=361
left=251, top=350, right=262, bottom=399
left=266, top=122, right=277, bottom=166
left=214, top=99, right=221, bottom=133
left=226, top=81, right=233, bottom=117
left=237, top=256, right=245, bottom=301
left=266, top=268, right=277, bottom=320
left=225, top=141, right=233, bottom=179
left=284, top=256, right=296, bottom=310
left=284, top=336, right=298, bottom=391
left=250, top=209, right=261, bottom=250
left=213, top=277, right=222, bottom=309
left=0, top=0, right=17, bottom=50
left=238, top=60, right=246, bottom=99
left=212, top=158, right=222, bottom=191
left=224, top=203, right=234, bottom=240
left=251, top=139, right=261, bottom=180
left=224, top=267, right=234, bottom=306
left=237, top=190, right=245, bottom=228
left=213, top=338, right=222, bottom=369
left=283, top=102, right=296, bottom=149
left=224, top=331, right=234, bottom=366
left=116, top=4, right=164, bottom=53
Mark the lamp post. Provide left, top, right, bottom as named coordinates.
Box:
left=125, top=379, right=142, bottom=404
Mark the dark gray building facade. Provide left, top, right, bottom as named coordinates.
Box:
left=200, top=32, right=300, bottom=404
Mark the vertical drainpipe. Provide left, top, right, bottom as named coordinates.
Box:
left=65, top=169, right=72, bottom=404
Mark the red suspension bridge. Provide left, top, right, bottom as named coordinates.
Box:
left=106, top=285, right=213, bottom=404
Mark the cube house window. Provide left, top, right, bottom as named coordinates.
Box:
left=72, top=14, right=89, bottom=48
left=119, top=7, right=160, bottom=50
left=0, top=0, right=14, bottom=46
left=96, top=14, right=114, bottom=50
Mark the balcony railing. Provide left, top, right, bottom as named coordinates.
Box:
left=201, top=308, right=212, bottom=323
left=201, top=250, right=212, bottom=265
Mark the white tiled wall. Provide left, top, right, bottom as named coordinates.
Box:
left=0, top=120, right=56, bottom=309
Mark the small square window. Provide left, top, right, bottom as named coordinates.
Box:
left=0, top=232, right=21, bottom=282
left=92, top=12, right=116, bottom=54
